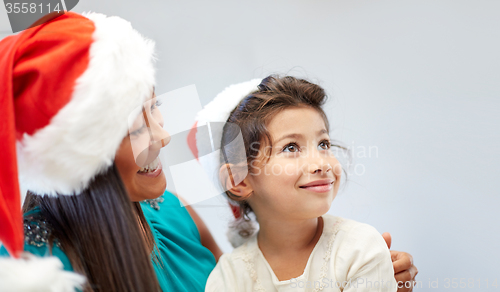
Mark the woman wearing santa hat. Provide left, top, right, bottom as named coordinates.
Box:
left=0, top=12, right=216, bottom=292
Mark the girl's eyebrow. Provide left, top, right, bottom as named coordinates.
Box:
left=275, top=133, right=303, bottom=144
left=275, top=129, right=328, bottom=144
left=318, top=129, right=328, bottom=135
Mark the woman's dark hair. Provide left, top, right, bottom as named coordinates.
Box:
left=220, top=75, right=347, bottom=238
left=22, top=164, right=159, bottom=292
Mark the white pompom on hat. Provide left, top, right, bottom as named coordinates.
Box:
left=0, top=254, right=86, bottom=292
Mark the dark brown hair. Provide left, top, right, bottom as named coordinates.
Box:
left=220, top=75, right=347, bottom=237
left=22, top=164, right=159, bottom=292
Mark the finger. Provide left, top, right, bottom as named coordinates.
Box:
left=395, top=270, right=412, bottom=283
left=392, top=252, right=413, bottom=274
left=395, top=267, right=418, bottom=291
left=395, top=279, right=414, bottom=292
left=390, top=250, right=399, bottom=262
left=395, top=273, right=415, bottom=292
left=409, top=265, right=418, bottom=279
left=382, top=232, right=392, bottom=249
left=395, top=280, right=412, bottom=292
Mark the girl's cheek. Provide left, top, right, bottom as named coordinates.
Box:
left=332, top=159, right=343, bottom=178
left=249, top=160, right=262, bottom=176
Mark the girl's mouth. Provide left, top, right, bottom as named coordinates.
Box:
left=299, top=179, right=334, bottom=193
left=137, top=157, right=162, bottom=178
left=300, top=184, right=333, bottom=193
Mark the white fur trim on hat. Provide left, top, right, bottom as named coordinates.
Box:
left=195, top=79, right=262, bottom=125
left=0, top=254, right=85, bottom=292
left=16, top=13, right=156, bottom=196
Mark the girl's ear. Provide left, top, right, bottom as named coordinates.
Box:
left=219, top=163, right=253, bottom=200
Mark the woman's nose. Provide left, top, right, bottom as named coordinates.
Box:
left=149, top=123, right=170, bottom=150
left=144, top=107, right=170, bottom=149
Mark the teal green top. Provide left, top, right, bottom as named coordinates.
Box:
left=0, top=191, right=216, bottom=291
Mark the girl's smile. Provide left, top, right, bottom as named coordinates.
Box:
left=299, top=179, right=335, bottom=193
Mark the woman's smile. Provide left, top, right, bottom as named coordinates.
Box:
left=137, top=156, right=163, bottom=178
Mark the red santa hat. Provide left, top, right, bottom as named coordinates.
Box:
left=187, top=79, right=262, bottom=248
left=0, top=12, right=155, bottom=290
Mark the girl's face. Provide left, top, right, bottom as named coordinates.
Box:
left=115, top=92, right=171, bottom=202
left=246, top=107, right=342, bottom=221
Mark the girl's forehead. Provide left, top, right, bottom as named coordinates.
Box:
left=267, top=107, right=328, bottom=137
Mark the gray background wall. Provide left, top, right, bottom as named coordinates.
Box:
left=2, top=1, right=499, bottom=291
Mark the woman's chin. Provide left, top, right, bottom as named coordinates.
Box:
left=145, top=176, right=167, bottom=199
left=130, top=171, right=167, bottom=201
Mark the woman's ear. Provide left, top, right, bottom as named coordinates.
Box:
left=219, top=163, right=253, bottom=200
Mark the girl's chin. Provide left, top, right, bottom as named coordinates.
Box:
left=310, top=199, right=334, bottom=216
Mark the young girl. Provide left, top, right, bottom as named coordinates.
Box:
left=203, top=76, right=398, bottom=291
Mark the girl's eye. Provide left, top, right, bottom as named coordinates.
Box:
left=318, top=140, right=331, bottom=150
left=282, top=142, right=300, bottom=153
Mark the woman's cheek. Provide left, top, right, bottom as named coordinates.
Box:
left=131, top=134, right=151, bottom=166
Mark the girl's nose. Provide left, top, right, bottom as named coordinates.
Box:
left=305, top=150, right=333, bottom=174
left=316, top=162, right=332, bottom=174
left=309, top=160, right=332, bottom=174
